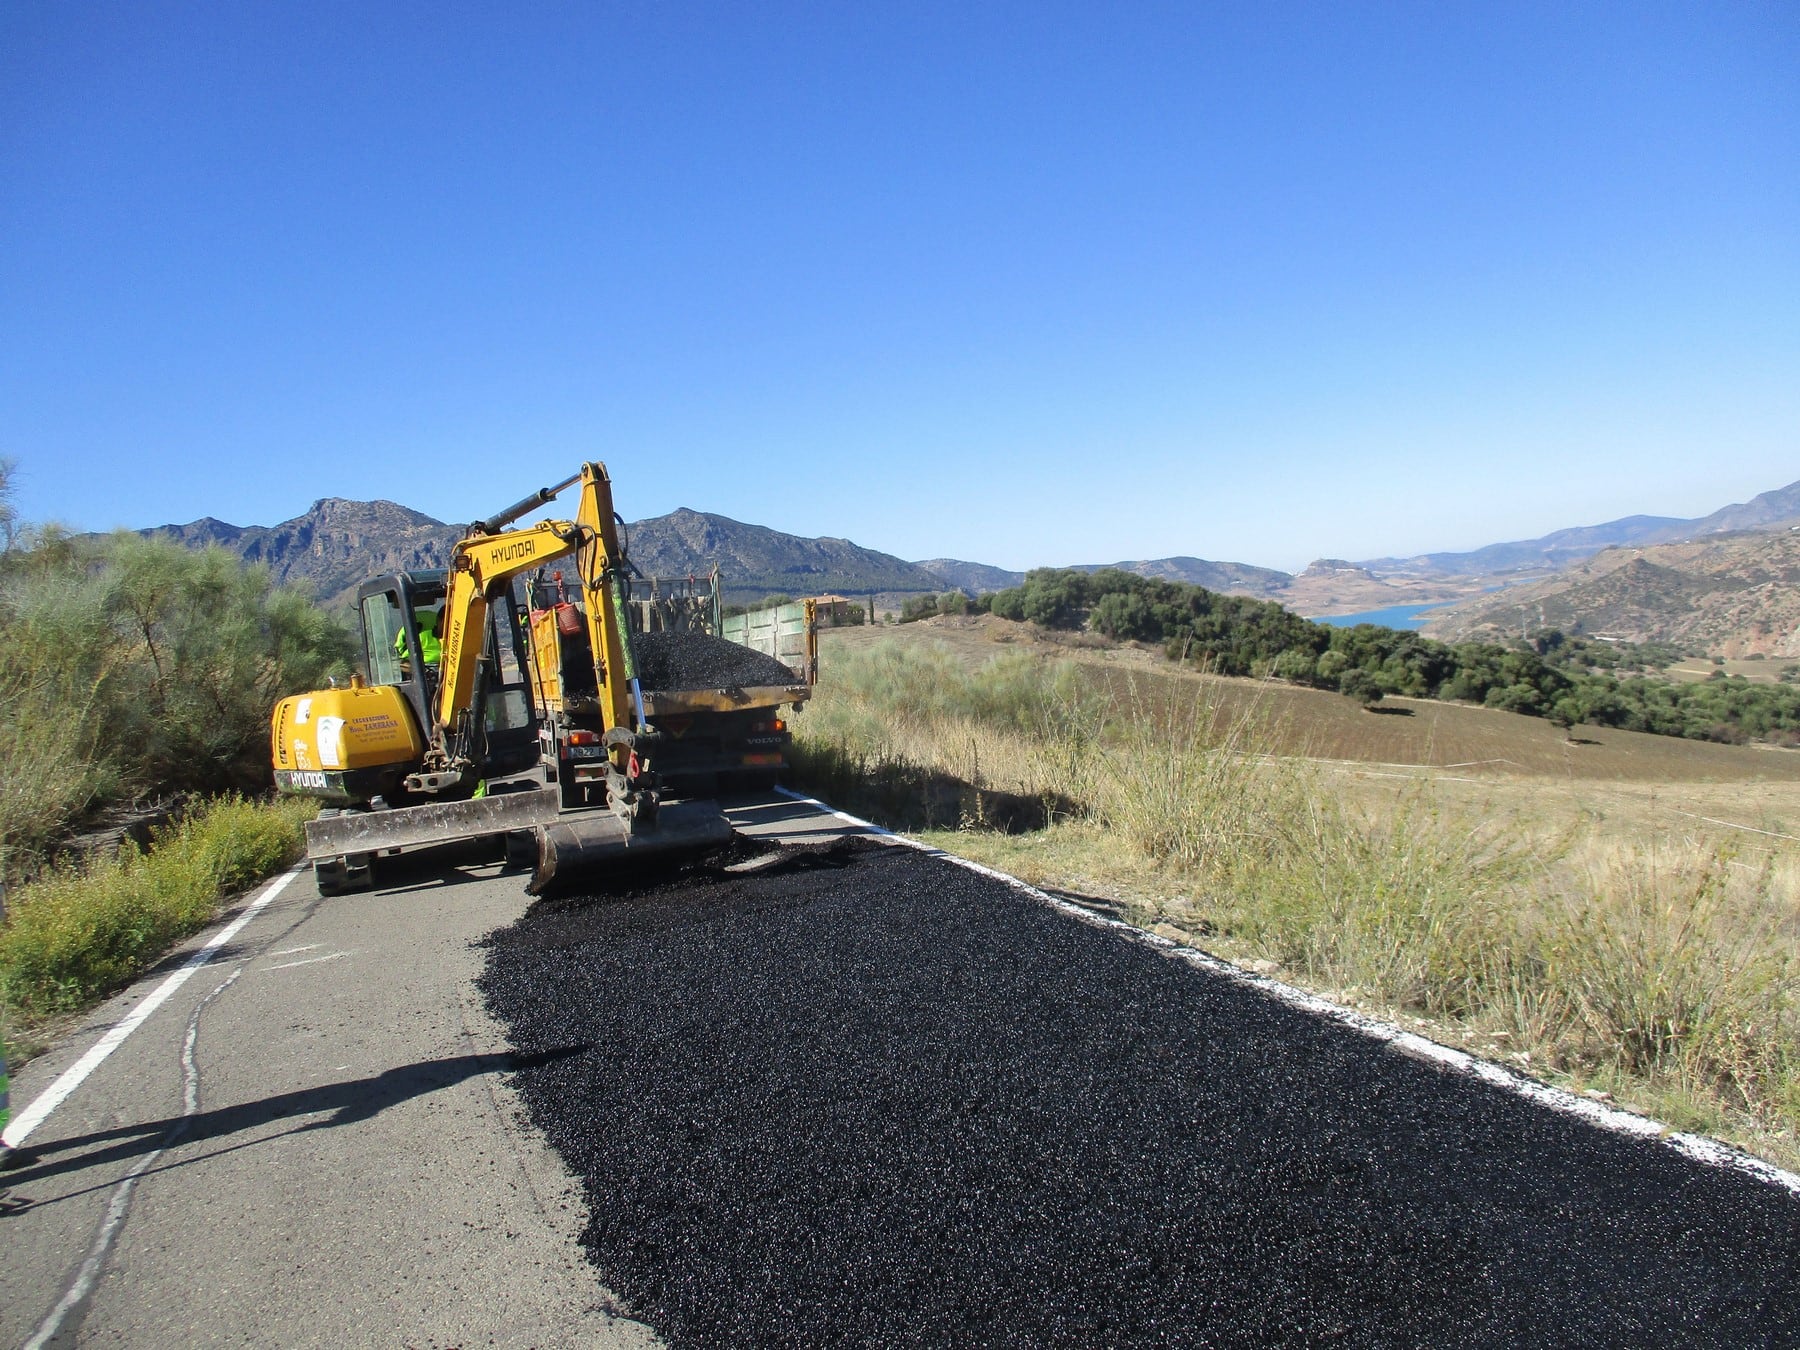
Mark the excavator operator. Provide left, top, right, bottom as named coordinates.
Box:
left=398, top=606, right=443, bottom=668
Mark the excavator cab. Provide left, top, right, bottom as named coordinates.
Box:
left=354, top=571, right=540, bottom=787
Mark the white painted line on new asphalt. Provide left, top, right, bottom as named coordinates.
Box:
left=1, top=865, right=304, bottom=1150
left=770, top=786, right=1800, bottom=1197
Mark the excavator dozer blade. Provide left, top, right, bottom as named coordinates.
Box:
left=305, top=788, right=563, bottom=860
left=529, top=799, right=736, bottom=893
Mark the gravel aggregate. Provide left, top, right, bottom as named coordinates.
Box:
left=632, top=632, right=798, bottom=692
left=478, top=838, right=1800, bottom=1349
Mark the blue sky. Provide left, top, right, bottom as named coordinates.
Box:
left=3, top=3, right=1795, bottom=573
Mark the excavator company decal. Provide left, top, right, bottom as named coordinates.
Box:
left=316, top=716, right=346, bottom=768
left=350, top=713, right=401, bottom=732
left=285, top=770, right=330, bottom=790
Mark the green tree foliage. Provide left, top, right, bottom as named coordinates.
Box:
left=900, top=594, right=939, bottom=623
left=1338, top=668, right=1384, bottom=707
left=0, top=525, right=354, bottom=876
left=980, top=569, right=1800, bottom=747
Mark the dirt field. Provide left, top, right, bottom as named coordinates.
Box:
left=1666, top=657, right=1800, bottom=685
left=820, top=616, right=1800, bottom=853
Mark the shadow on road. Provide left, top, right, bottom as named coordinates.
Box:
left=3, top=1045, right=591, bottom=1193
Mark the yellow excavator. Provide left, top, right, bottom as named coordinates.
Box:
left=271, top=462, right=761, bottom=894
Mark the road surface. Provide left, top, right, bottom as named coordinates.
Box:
left=5, top=792, right=1798, bottom=1347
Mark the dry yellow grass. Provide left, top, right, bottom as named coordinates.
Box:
left=797, top=628, right=1800, bottom=1170
left=1667, top=657, right=1799, bottom=685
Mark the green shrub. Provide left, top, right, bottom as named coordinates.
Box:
left=0, top=521, right=353, bottom=878
left=0, top=796, right=313, bottom=1016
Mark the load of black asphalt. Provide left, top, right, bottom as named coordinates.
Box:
left=632, top=631, right=796, bottom=692
left=478, top=839, right=1800, bottom=1348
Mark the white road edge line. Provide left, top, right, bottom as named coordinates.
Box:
left=770, top=786, right=1800, bottom=1197
left=1, top=864, right=304, bottom=1150
left=24, top=967, right=244, bottom=1350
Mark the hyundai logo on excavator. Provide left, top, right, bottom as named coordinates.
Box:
left=483, top=537, right=540, bottom=567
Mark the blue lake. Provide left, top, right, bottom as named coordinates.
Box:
left=1309, top=603, right=1447, bottom=630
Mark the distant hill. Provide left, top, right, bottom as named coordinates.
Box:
left=149, top=498, right=460, bottom=610
left=141, top=498, right=1300, bottom=610
left=624, top=508, right=942, bottom=599
left=1359, top=479, right=1800, bottom=580
left=1359, top=514, right=1691, bottom=579
left=1072, top=557, right=1292, bottom=597
left=920, top=555, right=1292, bottom=600
left=915, top=558, right=1027, bottom=593
left=1426, top=529, right=1800, bottom=657
left=143, top=499, right=945, bottom=608
left=1683, top=479, right=1800, bottom=538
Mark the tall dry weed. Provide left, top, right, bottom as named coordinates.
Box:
left=797, top=639, right=1800, bottom=1161
left=1520, top=841, right=1797, bottom=1109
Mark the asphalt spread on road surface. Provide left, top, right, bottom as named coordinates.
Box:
left=632, top=631, right=797, bottom=692
left=478, top=836, right=1800, bottom=1348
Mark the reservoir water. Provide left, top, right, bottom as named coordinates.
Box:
left=1309, top=603, right=1446, bottom=630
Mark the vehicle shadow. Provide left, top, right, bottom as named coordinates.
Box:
left=2, top=1044, right=590, bottom=1194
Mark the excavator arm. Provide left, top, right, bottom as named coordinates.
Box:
left=431, top=463, right=640, bottom=755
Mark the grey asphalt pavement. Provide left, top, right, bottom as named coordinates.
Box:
left=1, top=837, right=658, bottom=1349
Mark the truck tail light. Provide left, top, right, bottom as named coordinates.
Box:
left=567, top=730, right=600, bottom=746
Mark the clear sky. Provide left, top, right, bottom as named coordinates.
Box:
left=3, top=3, right=1795, bottom=573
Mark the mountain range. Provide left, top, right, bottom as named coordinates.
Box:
left=139, top=504, right=1303, bottom=610
left=139, top=475, right=1800, bottom=654
left=1360, top=479, right=1800, bottom=578
left=144, top=501, right=946, bottom=610
left=1428, top=530, right=1800, bottom=658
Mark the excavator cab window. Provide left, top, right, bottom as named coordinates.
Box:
left=361, top=592, right=409, bottom=686
left=358, top=575, right=447, bottom=715
left=355, top=571, right=538, bottom=781
left=483, top=586, right=533, bottom=735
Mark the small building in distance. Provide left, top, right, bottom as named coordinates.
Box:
left=808, top=594, right=864, bottom=627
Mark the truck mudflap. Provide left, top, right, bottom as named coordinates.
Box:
left=529, top=798, right=735, bottom=893
left=304, top=787, right=563, bottom=860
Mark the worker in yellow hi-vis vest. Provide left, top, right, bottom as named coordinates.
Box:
left=396, top=608, right=443, bottom=667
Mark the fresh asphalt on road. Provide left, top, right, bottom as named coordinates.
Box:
left=5, top=792, right=1798, bottom=1348
left=485, top=798, right=1800, bottom=1350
